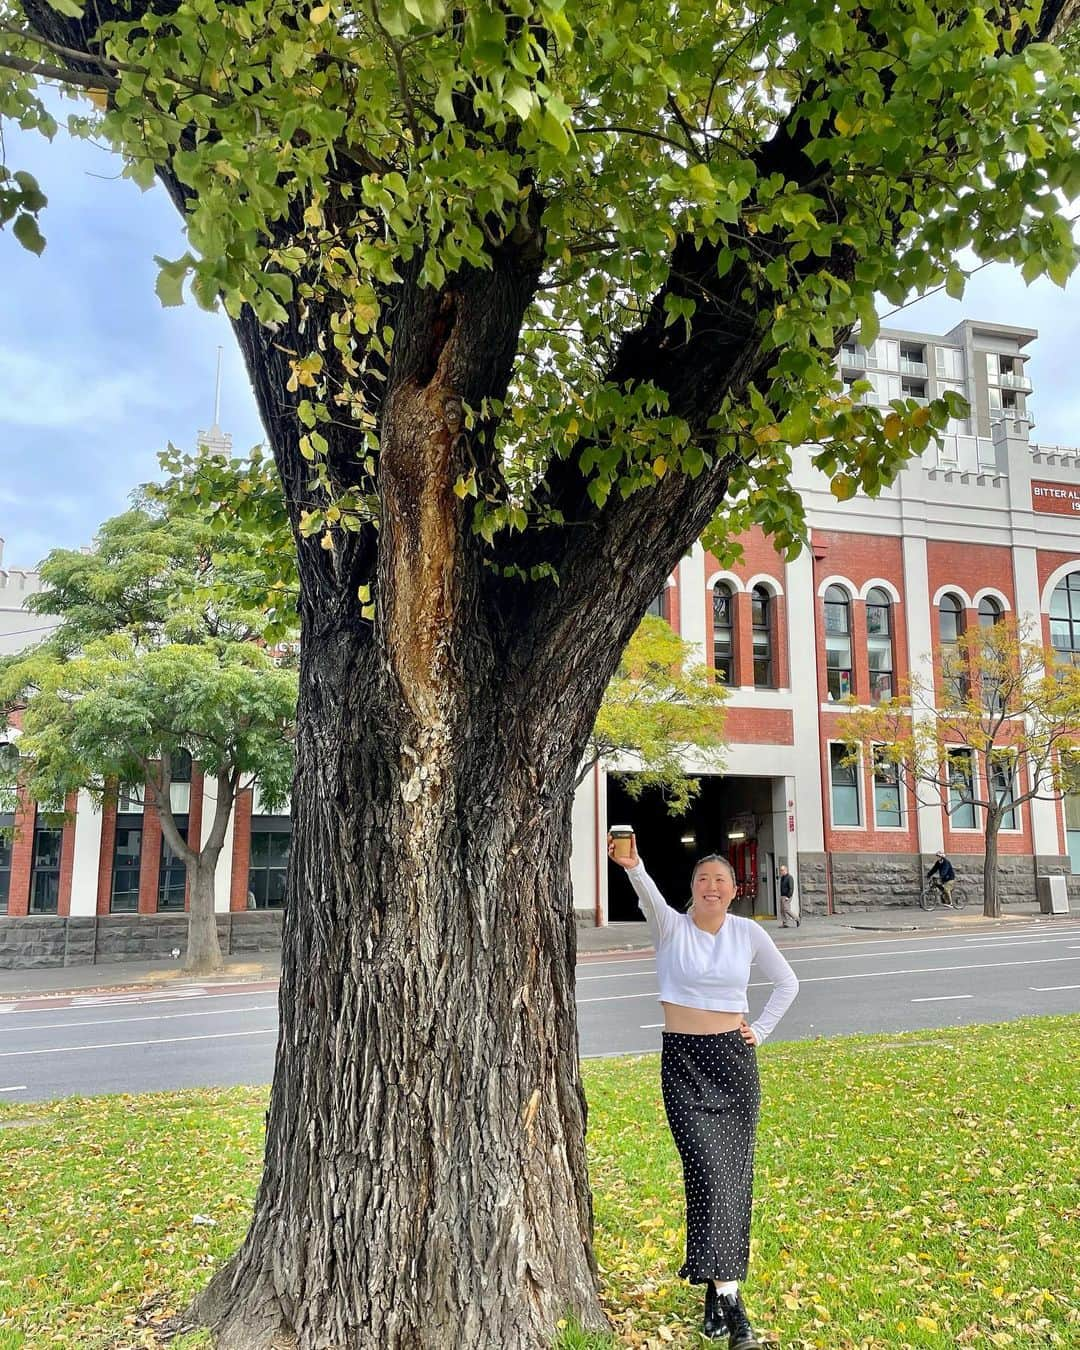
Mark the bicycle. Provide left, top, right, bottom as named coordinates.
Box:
left=919, top=877, right=967, bottom=911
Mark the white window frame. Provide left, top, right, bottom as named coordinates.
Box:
left=828, top=742, right=864, bottom=830
left=946, top=747, right=980, bottom=832
left=988, top=751, right=1021, bottom=834
left=871, top=746, right=905, bottom=831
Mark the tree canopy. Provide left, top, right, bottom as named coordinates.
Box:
left=584, top=612, right=727, bottom=812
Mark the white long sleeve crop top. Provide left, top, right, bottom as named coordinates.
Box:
left=626, top=862, right=799, bottom=1044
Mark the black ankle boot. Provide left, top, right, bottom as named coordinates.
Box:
left=717, top=1290, right=763, bottom=1349
left=702, top=1282, right=724, bottom=1338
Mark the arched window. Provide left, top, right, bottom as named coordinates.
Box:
left=978, top=595, right=1003, bottom=628
left=866, top=588, right=894, bottom=703
left=712, top=583, right=735, bottom=684
left=939, top=592, right=968, bottom=703
left=824, top=586, right=853, bottom=700
left=1050, top=572, right=1080, bottom=667
left=978, top=596, right=1006, bottom=712
left=0, top=741, right=16, bottom=914
left=751, top=585, right=774, bottom=688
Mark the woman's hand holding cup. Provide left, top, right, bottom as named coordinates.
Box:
left=607, top=827, right=639, bottom=869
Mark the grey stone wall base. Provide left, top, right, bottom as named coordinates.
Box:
left=795, top=851, right=1071, bottom=916
left=0, top=910, right=285, bottom=969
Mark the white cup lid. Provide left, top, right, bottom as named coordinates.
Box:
left=610, top=825, right=633, bottom=833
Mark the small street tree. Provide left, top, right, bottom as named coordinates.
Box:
left=583, top=614, right=727, bottom=813
left=839, top=618, right=1080, bottom=918
left=3, top=0, right=1080, bottom=1343
left=0, top=452, right=297, bottom=973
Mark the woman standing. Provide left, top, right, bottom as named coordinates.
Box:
left=609, top=833, right=798, bottom=1347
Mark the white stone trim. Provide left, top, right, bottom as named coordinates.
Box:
left=745, top=573, right=785, bottom=597
left=858, top=577, right=902, bottom=603
left=816, top=575, right=857, bottom=599
left=931, top=583, right=974, bottom=608
left=1039, top=560, right=1080, bottom=613
left=972, top=587, right=1012, bottom=613
left=706, top=570, right=745, bottom=593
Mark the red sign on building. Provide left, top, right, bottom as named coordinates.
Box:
left=1031, top=479, right=1080, bottom=515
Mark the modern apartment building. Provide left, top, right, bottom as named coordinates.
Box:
left=2, top=319, right=1079, bottom=961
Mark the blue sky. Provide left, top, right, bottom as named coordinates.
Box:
left=2, top=119, right=1080, bottom=568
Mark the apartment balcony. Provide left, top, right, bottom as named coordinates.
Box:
left=1000, top=371, right=1032, bottom=392
left=840, top=347, right=865, bottom=369
left=899, top=358, right=928, bottom=377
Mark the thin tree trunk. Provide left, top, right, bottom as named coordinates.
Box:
left=194, top=625, right=605, bottom=1349
left=184, top=851, right=224, bottom=975
left=983, top=813, right=1002, bottom=919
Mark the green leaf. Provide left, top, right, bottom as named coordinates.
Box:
left=12, top=212, right=45, bottom=256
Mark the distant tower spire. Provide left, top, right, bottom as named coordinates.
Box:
left=196, top=346, right=233, bottom=456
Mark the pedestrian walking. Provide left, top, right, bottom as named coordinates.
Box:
left=778, top=863, right=799, bottom=928
left=609, top=832, right=799, bottom=1347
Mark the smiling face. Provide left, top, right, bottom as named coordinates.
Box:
left=691, top=858, right=737, bottom=920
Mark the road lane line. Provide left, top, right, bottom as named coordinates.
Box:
left=0, top=1028, right=277, bottom=1059
left=640, top=1023, right=665, bottom=1029
left=0, top=1085, right=27, bottom=1092
left=576, top=967, right=658, bottom=982
left=578, top=991, right=659, bottom=1004
left=0, top=1005, right=277, bottom=1034
left=1029, top=983, right=1080, bottom=991
left=6, top=988, right=279, bottom=1016
left=747, top=953, right=1080, bottom=988
left=912, top=995, right=973, bottom=1003
left=787, top=938, right=1065, bottom=966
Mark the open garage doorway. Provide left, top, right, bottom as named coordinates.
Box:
left=606, top=773, right=785, bottom=922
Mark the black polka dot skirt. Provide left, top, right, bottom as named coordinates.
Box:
left=660, top=1030, right=761, bottom=1284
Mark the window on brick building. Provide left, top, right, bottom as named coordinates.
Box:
left=978, top=596, right=1006, bottom=712
left=167, top=748, right=193, bottom=815
left=939, top=593, right=968, bottom=704
left=1066, top=791, right=1080, bottom=874
left=0, top=814, right=11, bottom=915
left=110, top=825, right=143, bottom=913
left=645, top=591, right=666, bottom=619
left=872, top=749, right=903, bottom=828
left=829, top=744, right=861, bottom=826
left=30, top=813, right=62, bottom=914
left=0, top=741, right=15, bottom=914
left=712, top=583, right=735, bottom=685
left=866, top=588, right=894, bottom=703
left=1050, top=572, right=1080, bottom=667
left=249, top=819, right=290, bottom=909
left=158, top=828, right=188, bottom=911
left=988, top=753, right=1018, bottom=830
left=824, top=586, right=853, bottom=700
left=946, top=748, right=977, bottom=829
left=751, top=585, right=774, bottom=687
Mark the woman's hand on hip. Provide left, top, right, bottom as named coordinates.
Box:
left=739, top=1020, right=757, bottom=1047
left=606, top=833, right=640, bottom=869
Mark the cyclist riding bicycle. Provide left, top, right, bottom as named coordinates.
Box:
left=926, top=851, right=956, bottom=904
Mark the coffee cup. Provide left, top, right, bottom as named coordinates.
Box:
left=609, top=825, right=634, bottom=862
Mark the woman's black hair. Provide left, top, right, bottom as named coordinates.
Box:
left=688, top=853, right=736, bottom=907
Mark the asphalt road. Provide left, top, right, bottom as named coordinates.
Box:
left=2, top=921, right=1079, bottom=1102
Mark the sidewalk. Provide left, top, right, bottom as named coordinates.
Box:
left=575, top=898, right=1055, bottom=956
left=0, top=901, right=1065, bottom=998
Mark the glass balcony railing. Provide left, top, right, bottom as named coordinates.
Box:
left=1000, top=371, right=1032, bottom=391
left=900, top=357, right=928, bottom=376
left=840, top=348, right=865, bottom=368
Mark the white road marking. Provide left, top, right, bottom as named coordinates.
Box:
left=6, top=988, right=276, bottom=1016
left=751, top=953, right=1080, bottom=987
left=1029, top=983, right=1080, bottom=992
left=576, top=967, right=659, bottom=982
left=640, top=1023, right=665, bottom=1029
left=788, top=938, right=1064, bottom=966
left=578, top=991, right=659, bottom=1004
left=0, top=1085, right=27, bottom=1092
left=911, top=995, right=973, bottom=1003
left=0, top=1029, right=277, bottom=1059
left=0, top=1005, right=277, bottom=1034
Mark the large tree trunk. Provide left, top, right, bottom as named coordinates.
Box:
left=184, top=851, right=224, bottom=976
left=195, top=621, right=605, bottom=1348
left=983, top=814, right=1002, bottom=919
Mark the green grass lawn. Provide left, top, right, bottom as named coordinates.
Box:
left=1, top=1017, right=1077, bottom=1349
